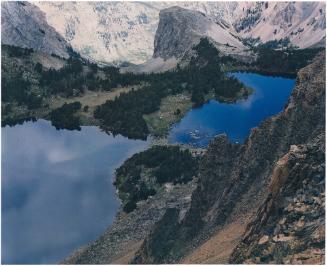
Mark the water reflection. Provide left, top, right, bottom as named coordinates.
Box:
left=168, top=73, right=295, bottom=147
left=2, top=120, right=149, bottom=264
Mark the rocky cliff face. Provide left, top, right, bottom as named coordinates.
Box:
left=1, top=1, right=70, bottom=59
left=132, top=52, right=325, bottom=263
left=230, top=134, right=325, bottom=264
left=32, top=1, right=243, bottom=64
left=233, top=2, right=326, bottom=49
left=122, top=6, right=249, bottom=73
left=19, top=2, right=326, bottom=64
left=153, top=6, right=244, bottom=60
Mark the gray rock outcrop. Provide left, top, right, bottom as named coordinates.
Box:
left=153, top=6, right=244, bottom=60
left=1, top=1, right=70, bottom=58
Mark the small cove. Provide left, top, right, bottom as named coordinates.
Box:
left=168, top=72, right=296, bottom=147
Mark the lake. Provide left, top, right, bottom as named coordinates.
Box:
left=168, top=72, right=295, bottom=147
left=2, top=72, right=295, bottom=264
left=1, top=120, right=150, bottom=264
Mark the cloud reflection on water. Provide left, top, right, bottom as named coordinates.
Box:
left=2, top=120, right=149, bottom=264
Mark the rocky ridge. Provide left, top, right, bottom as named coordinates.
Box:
left=233, top=2, right=326, bottom=49
left=1, top=1, right=70, bottom=59
left=230, top=134, right=325, bottom=264
left=153, top=6, right=244, bottom=61
left=6, top=2, right=324, bottom=64
left=131, top=52, right=325, bottom=263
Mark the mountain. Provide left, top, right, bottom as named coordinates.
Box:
left=2, top=2, right=325, bottom=64
left=153, top=6, right=244, bottom=60
left=32, top=1, right=238, bottom=64
left=33, top=1, right=170, bottom=64
left=122, top=6, right=247, bottom=73
left=32, top=1, right=325, bottom=65
left=232, top=2, right=326, bottom=49
left=1, top=1, right=70, bottom=59
left=33, top=1, right=248, bottom=64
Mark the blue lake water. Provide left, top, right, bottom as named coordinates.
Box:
left=168, top=72, right=295, bottom=147
left=2, top=72, right=295, bottom=264
left=1, top=120, right=150, bottom=264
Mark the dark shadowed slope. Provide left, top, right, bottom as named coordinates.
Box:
left=133, top=52, right=325, bottom=264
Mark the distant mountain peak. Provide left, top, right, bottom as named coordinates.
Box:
left=2, top=2, right=325, bottom=64
left=153, top=6, right=244, bottom=60
left=233, top=2, right=326, bottom=49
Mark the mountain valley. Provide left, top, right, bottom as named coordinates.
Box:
left=1, top=1, right=325, bottom=264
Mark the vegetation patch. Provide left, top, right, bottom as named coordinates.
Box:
left=49, top=101, right=82, bottom=130
left=2, top=72, right=42, bottom=109
left=143, top=93, right=193, bottom=137
left=226, top=44, right=323, bottom=77
left=114, top=145, right=199, bottom=213
left=252, top=47, right=323, bottom=76
left=1, top=45, right=145, bottom=128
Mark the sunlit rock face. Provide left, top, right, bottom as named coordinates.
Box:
left=1, top=1, right=70, bottom=58
left=32, top=1, right=242, bottom=64
left=232, top=2, right=326, bottom=49
left=2, top=2, right=325, bottom=63
left=153, top=6, right=244, bottom=60
left=28, top=2, right=326, bottom=64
